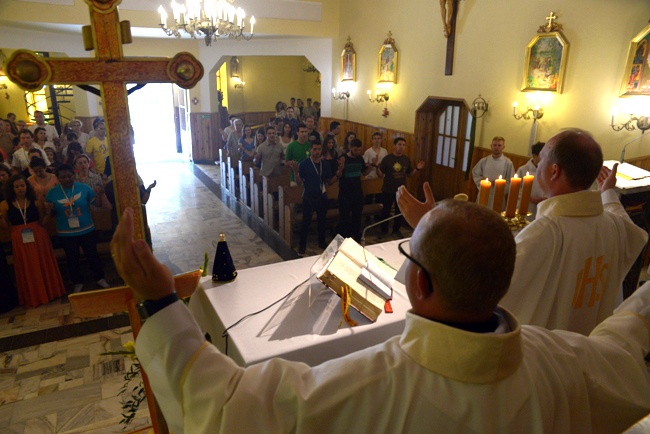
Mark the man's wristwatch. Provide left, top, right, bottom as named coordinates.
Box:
left=136, top=292, right=179, bottom=320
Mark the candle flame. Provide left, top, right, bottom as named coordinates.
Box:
left=513, top=173, right=519, bottom=178
left=498, top=175, right=503, bottom=180
left=526, top=171, right=530, bottom=176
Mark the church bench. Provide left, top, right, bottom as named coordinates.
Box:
left=278, top=179, right=384, bottom=248
left=279, top=185, right=303, bottom=245
left=249, top=166, right=262, bottom=217
left=227, top=156, right=237, bottom=197
left=263, top=169, right=292, bottom=231
left=238, top=160, right=255, bottom=207
left=218, top=149, right=228, bottom=190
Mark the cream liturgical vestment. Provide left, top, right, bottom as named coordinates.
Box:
left=501, top=189, right=648, bottom=335
left=136, top=283, right=650, bottom=434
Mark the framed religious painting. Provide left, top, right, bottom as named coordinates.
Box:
left=620, top=24, right=650, bottom=96
left=230, top=56, right=240, bottom=78
left=340, top=36, right=356, bottom=82
left=521, top=31, right=569, bottom=93
left=378, top=31, right=398, bottom=83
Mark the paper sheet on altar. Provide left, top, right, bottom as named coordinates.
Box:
left=604, top=160, right=650, bottom=193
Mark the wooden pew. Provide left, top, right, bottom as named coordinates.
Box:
left=218, top=149, right=228, bottom=190
left=278, top=178, right=385, bottom=248
left=238, top=160, right=254, bottom=206
left=226, top=156, right=237, bottom=196
left=360, top=177, right=384, bottom=216
left=263, top=167, right=292, bottom=230
left=249, top=166, right=262, bottom=217
left=279, top=185, right=303, bottom=246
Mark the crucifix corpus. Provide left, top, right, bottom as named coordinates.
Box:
left=5, top=0, right=204, bottom=241
left=440, top=0, right=460, bottom=75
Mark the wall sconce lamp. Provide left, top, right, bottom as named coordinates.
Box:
left=367, top=90, right=389, bottom=103
left=512, top=101, right=543, bottom=122
left=368, top=90, right=390, bottom=117
left=332, top=88, right=350, bottom=100
left=610, top=110, right=650, bottom=133
left=0, top=82, right=7, bottom=100
left=471, top=94, right=488, bottom=118
left=232, top=77, right=245, bottom=89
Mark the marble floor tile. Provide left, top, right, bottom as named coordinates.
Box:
left=0, top=402, right=14, bottom=429
left=23, top=413, right=57, bottom=434
left=11, top=381, right=101, bottom=424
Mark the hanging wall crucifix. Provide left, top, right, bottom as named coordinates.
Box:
left=440, top=0, right=460, bottom=75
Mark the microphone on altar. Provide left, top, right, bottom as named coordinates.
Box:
left=619, top=133, right=648, bottom=163
left=361, top=213, right=403, bottom=247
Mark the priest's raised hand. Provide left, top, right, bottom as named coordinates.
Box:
left=110, top=207, right=174, bottom=301
left=396, top=181, right=436, bottom=228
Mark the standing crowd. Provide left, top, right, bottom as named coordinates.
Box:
left=221, top=97, right=424, bottom=254
left=0, top=112, right=154, bottom=312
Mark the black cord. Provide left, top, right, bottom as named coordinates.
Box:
left=221, top=276, right=311, bottom=355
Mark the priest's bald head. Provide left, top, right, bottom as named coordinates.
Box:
left=406, top=200, right=516, bottom=323
left=537, top=128, right=603, bottom=197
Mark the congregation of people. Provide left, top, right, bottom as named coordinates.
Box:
left=0, top=111, right=142, bottom=313
left=221, top=97, right=425, bottom=254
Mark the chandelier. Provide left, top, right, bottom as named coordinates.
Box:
left=158, top=0, right=255, bottom=46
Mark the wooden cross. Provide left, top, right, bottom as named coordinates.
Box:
left=5, top=0, right=204, bottom=241
left=442, top=0, right=460, bottom=75
left=5, top=1, right=204, bottom=432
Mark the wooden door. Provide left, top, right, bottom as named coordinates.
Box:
left=415, top=98, right=474, bottom=200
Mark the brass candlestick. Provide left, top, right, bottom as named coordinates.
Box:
left=502, top=211, right=532, bottom=229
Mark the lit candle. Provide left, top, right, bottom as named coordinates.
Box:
left=519, top=172, right=534, bottom=216
left=158, top=6, right=167, bottom=26
left=367, top=90, right=372, bottom=99
left=610, top=107, right=617, bottom=126
left=512, top=101, right=518, bottom=116
left=332, top=88, right=337, bottom=96
left=250, top=16, right=255, bottom=34
left=478, top=178, right=491, bottom=207
left=505, top=174, right=521, bottom=218
left=492, top=175, right=506, bottom=213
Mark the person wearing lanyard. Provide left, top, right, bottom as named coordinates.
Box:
left=0, top=175, right=65, bottom=307
left=44, top=164, right=112, bottom=293
left=295, top=141, right=338, bottom=254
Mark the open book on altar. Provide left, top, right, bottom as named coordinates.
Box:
left=316, top=237, right=397, bottom=322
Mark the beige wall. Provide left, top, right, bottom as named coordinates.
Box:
left=225, top=56, right=321, bottom=113
left=3, top=0, right=650, bottom=159
left=334, top=0, right=650, bottom=160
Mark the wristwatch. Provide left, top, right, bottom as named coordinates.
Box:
left=136, top=292, right=178, bottom=320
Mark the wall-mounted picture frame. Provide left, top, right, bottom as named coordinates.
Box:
left=378, top=31, right=398, bottom=83
left=620, top=23, right=650, bottom=96
left=230, top=56, right=240, bottom=78
left=522, top=31, right=568, bottom=93
left=340, top=36, right=356, bottom=82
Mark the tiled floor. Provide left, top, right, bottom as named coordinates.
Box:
left=0, top=161, right=409, bottom=433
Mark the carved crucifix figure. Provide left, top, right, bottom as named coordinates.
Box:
left=441, top=0, right=460, bottom=75
left=6, top=0, right=203, bottom=242
left=5, top=1, right=203, bottom=432
left=440, top=0, right=454, bottom=38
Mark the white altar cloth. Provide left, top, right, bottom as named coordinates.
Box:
left=188, top=240, right=408, bottom=367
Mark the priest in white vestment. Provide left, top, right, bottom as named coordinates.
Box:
left=400, top=128, right=648, bottom=335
